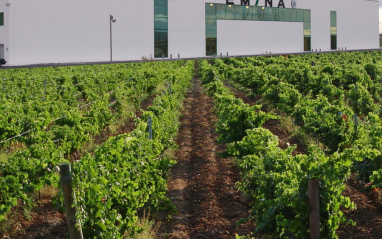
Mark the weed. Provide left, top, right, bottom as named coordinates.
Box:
left=124, top=212, right=158, bottom=239
left=0, top=152, right=8, bottom=162
left=278, top=112, right=324, bottom=149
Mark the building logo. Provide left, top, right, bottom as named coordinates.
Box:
left=226, top=0, right=250, bottom=5
left=226, top=0, right=289, bottom=8
left=291, top=0, right=297, bottom=8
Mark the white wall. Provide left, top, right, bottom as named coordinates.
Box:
left=0, top=0, right=10, bottom=61
left=7, top=0, right=154, bottom=65
left=1, top=0, right=380, bottom=65
left=168, top=0, right=379, bottom=57
left=217, top=20, right=304, bottom=55
left=168, top=0, right=209, bottom=58
left=298, top=0, right=379, bottom=51
left=336, top=0, right=379, bottom=50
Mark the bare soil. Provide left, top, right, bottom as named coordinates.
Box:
left=157, top=78, right=255, bottom=238
left=7, top=197, right=67, bottom=239
left=337, top=179, right=382, bottom=239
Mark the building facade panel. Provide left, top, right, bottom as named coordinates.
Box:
left=336, top=0, right=379, bottom=50
left=217, top=20, right=304, bottom=55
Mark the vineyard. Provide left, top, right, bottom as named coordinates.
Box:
left=0, top=52, right=382, bottom=238
left=0, top=61, right=194, bottom=238
left=197, top=52, right=382, bottom=238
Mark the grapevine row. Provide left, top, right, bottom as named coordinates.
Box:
left=0, top=61, right=187, bottom=223
left=71, top=61, right=194, bottom=238
left=210, top=52, right=382, bottom=189
left=199, top=59, right=354, bottom=238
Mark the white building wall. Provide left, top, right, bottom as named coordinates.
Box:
left=217, top=20, right=304, bottom=55
left=168, top=0, right=379, bottom=57
left=0, top=0, right=379, bottom=65
left=0, top=0, right=10, bottom=61
left=299, top=0, right=379, bottom=51
left=168, top=0, right=205, bottom=58
left=5, top=0, right=154, bottom=65
left=168, top=0, right=223, bottom=59
left=336, top=0, right=379, bottom=50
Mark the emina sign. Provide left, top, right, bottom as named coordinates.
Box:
left=226, top=0, right=297, bottom=8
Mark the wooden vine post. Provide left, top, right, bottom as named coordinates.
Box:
left=309, top=179, right=320, bottom=239
left=59, top=163, right=84, bottom=239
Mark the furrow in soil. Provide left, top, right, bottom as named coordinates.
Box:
left=157, top=77, right=253, bottom=239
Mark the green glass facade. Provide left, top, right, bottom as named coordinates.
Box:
left=330, top=11, right=337, bottom=50
left=0, top=13, right=3, bottom=26
left=206, top=3, right=311, bottom=56
left=154, top=0, right=168, bottom=58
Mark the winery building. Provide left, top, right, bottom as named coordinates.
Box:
left=0, top=0, right=379, bottom=65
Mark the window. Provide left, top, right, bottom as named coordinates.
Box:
left=330, top=11, right=337, bottom=50
left=205, top=4, right=311, bottom=56
left=0, top=13, right=4, bottom=26
left=154, top=0, right=168, bottom=58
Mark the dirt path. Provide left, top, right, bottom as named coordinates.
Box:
left=157, top=77, right=254, bottom=238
